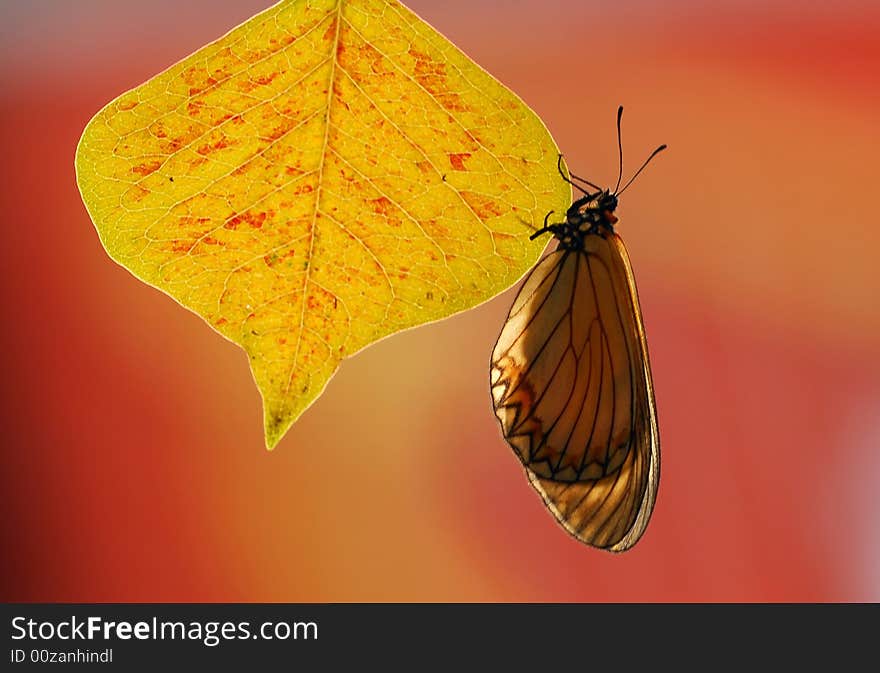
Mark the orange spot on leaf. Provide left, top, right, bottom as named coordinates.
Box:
left=131, top=160, right=161, bottom=177
left=181, top=67, right=199, bottom=85
left=225, top=211, right=268, bottom=230
left=437, top=93, right=467, bottom=112
left=409, top=48, right=467, bottom=112
left=322, top=17, right=338, bottom=42
left=464, top=131, right=483, bottom=149
left=370, top=196, right=393, bottom=215
left=253, top=72, right=279, bottom=86
left=422, top=219, right=450, bottom=237
left=264, top=118, right=297, bottom=142
left=263, top=248, right=296, bottom=268
left=269, top=35, right=295, bottom=47
left=127, top=185, right=150, bottom=202
left=187, top=76, right=218, bottom=97
left=177, top=215, right=212, bottom=228
left=448, top=153, right=471, bottom=171
left=461, top=191, right=505, bottom=220
left=197, top=137, right=231, bottom=155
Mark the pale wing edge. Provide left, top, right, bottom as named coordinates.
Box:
left=605, top=234, right=660, bottom=552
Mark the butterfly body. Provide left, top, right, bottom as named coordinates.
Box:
left=547, top=189, right=619, bottom=250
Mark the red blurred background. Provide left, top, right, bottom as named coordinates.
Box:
left=1, top=0, right=878, bottom=601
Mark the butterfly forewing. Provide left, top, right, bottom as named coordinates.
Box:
left=491, top=233, right=659, bottom=551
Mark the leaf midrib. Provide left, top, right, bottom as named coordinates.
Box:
left=288, top=0, right=344, bottom=395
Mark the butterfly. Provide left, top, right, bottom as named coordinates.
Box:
left=490, top=107, right=665, bottom=551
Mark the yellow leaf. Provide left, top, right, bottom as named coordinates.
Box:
left=75, top=0, right=569, bottom=448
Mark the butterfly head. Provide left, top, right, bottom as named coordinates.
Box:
left=530, top=107, right=665, bottom=248
left=596, top=190, right=619, bottom=226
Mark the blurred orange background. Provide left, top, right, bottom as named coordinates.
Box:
left=1, top=0, right=878, bottom=602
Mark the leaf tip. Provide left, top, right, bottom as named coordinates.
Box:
left=263, top=402, right=295, bottom=450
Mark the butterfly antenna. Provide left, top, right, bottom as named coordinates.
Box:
left=616, top=144, right=667, bottom=196
left=613, top=106, right=624, bottom=194
left=557, top=154, right=601, bottom=194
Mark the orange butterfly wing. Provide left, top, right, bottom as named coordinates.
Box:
left=490, top=233, right=659, bottom=551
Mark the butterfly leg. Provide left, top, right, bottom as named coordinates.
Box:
left=529, top=210, right=558, bottom=240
